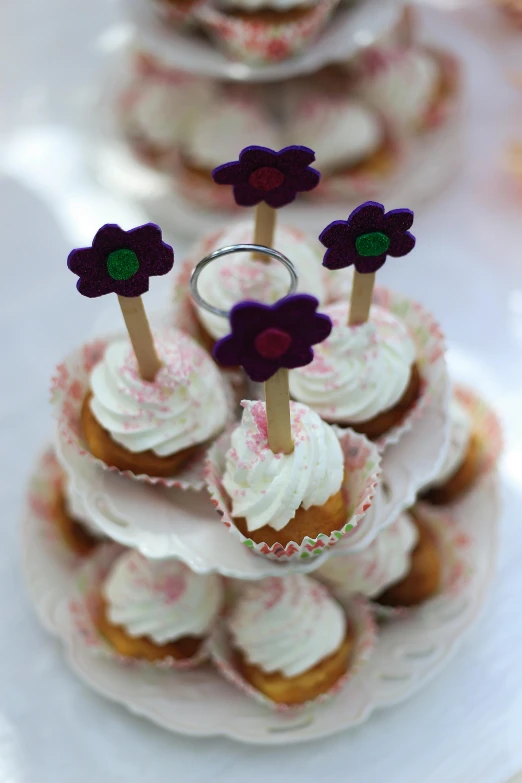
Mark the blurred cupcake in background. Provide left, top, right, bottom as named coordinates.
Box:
left=284, top=93, right=400, bottom=198
left=353, top=45, right=457, bottom=133
left=96, top=550, right=224, bottom=663
left=119, top=53, right=213, bottom=166
left=177, top=95, right=280, bottom=208
left=198, top=0, right=341, bottom=64
left=153, top=0, right=207, bottom=26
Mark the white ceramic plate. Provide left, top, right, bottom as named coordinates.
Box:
left=22, top=464, right=500, bottom=745
left=125, top=0, right=404, bottom=82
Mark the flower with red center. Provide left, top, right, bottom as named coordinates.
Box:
left=212, top=145, right=320, bottom=208
left=213, top=294, right=332, bottom=383
left=319, top=201, right=415, bottom=274
left=68, top=223, right=174, bottom=298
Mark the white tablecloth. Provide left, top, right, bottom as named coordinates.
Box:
left=1, top=2, right=522, bottom=781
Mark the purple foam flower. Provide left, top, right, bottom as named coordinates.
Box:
left=68, top=223, right=174, bottom=298
left=212, top=145, right=320, bottom=208
left=319, top=201, right=415, bottom=274
left=213, top=294, right=332, bottom=383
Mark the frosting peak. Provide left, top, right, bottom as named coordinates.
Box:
left=289, top=302, right=416, bottom=423
left=104, top=551, right=224, bottom=643
left=223, top=400, right=344, bottom=533
left=89, top=328, right=228, bottom=456
left=229, top=574, right=346, bottom=677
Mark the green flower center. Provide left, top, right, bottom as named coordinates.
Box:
left=107, top=249, right=139, bottom=280
left=355, top=231, right=390, bottom=257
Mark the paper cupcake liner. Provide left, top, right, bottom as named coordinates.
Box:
left=50, top=335, right=234, bottom=490
left=453, top=384, right=503, bottom=477
left=152, top=0, right=207, bottom=26
left=26, top=447, right=86, bottom=566
left=209, top=595, right=376, bottom=712
left=70, top=544, right=210, bottom=670
left=324, top=286, right=446, bottom=452
left=197, top=0, right=341, bottom=65
left=370, top=505, right=472, bottom=620
left=422, top=47, right=462, bottom=132
left=205, top=427, right=380, bottom=561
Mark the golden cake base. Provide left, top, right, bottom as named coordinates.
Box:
left=53, top=487, right=100, bottom=557
left=421, top=433, right=481, bottom=506
left=237, top=626, right=355, bottom=705
left=81, top=393, right=198, bottom=478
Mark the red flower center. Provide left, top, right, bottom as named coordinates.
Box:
left=248, top=166, right=285, bottom=192
left=254, top=328, right=292, bottom=359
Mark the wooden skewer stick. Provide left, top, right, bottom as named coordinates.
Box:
left=253, top=202, right=277, bottom=263
left=265, top=368, right=294, bottom=454
left=118, top=295, right=162, bottom=382
left=348, top=271, right=375, bottom=326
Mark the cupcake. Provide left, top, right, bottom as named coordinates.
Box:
left=289, top=301, right=420, bottom=440
left=184, top=220, right=326, bottom=348
left=227, top=574, right=354, bottom=704
left=421, top=398, right=480, bottom=505
left=96, top=550, right=224, bottom=662
left=177, top=98, right=280, bottom=209
left=198, top=0, right=340, bottom=65
left=220, top=400, right=346, bottom=548
left=317, top=512, right=418, bottom=599
left=377, top=516, right=441, bottom=607
left=81, top=328, right=229, bottom=478
left=121, top=56, right=212, bottom=165
left=285, top=95, right=398, bottom=189
left=54, top=478, right=105, bottom=557
left=353, top=45, right=443, bottom=133
left=153, top=0, right=206, bottom=25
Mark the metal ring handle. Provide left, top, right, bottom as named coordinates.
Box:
left=189, top=243, right=299, bottom=320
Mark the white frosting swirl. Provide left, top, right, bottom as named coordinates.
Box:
left=289, top=302, right=416, bottom=424
left=318, top=513, right=418, bottom=598
left=223, top=400, right=344, bottom=533
left=355, top=46, right=439, bottom=130
left=182, top=100, right=280, bottom=172
left=425, top=398, right=472, bottom=488
left=286, top=98, right=383, bottom=173
left=229, top=574, right=346, bottom=678
left=190, top=221, right=326, bottom=340
left=89, top=328, right=228, bottom=456
left=104, top=551, right=224, bottom=644
left=64, top=482, right=105, bottom=539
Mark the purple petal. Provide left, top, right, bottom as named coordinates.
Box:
left=264, top=183, right=297, bottom=208
left=91, top=224, right=130, bottom=256
left=294, top=166, right=320, bottom=193
left=242, top=354, right=280, bottom=383
left=348, top=201, right=386, bottom=235
left=282, top=344, right=314, bottom=370
left=212, top=161, right=242, bottom=186
left=213, top=334, right=242, bottom=368
left=388, top=230, right=416, bottom=257
left=307, top=312, right=333, bottom=344
left=229, top=300, right=273, bottom=341
left=322, top=244, right=360, bottom=271
left=76, top=275, right=114, bottom=298
left=277, top=145, right=316, bottom=173
left=384, top=208, right=414, bottom=235
left=127, top=223, right=174, bottom=276
left=272, top=294, right=319, bottom=334
left=354, top=254, right=388, bottom=274
left=112, top=271, right=151, bottom=297
left=67, top=247, right=97, bottom=276
left=233, top=182, right=264, bottom=207
left=239, top=146, right=279, bottom=173
left=319, top=220, right=351, bottom=249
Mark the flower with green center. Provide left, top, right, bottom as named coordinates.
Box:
left=68, top=223, right=174, bottom=298
left=319, top=201, right=415, bottom=274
